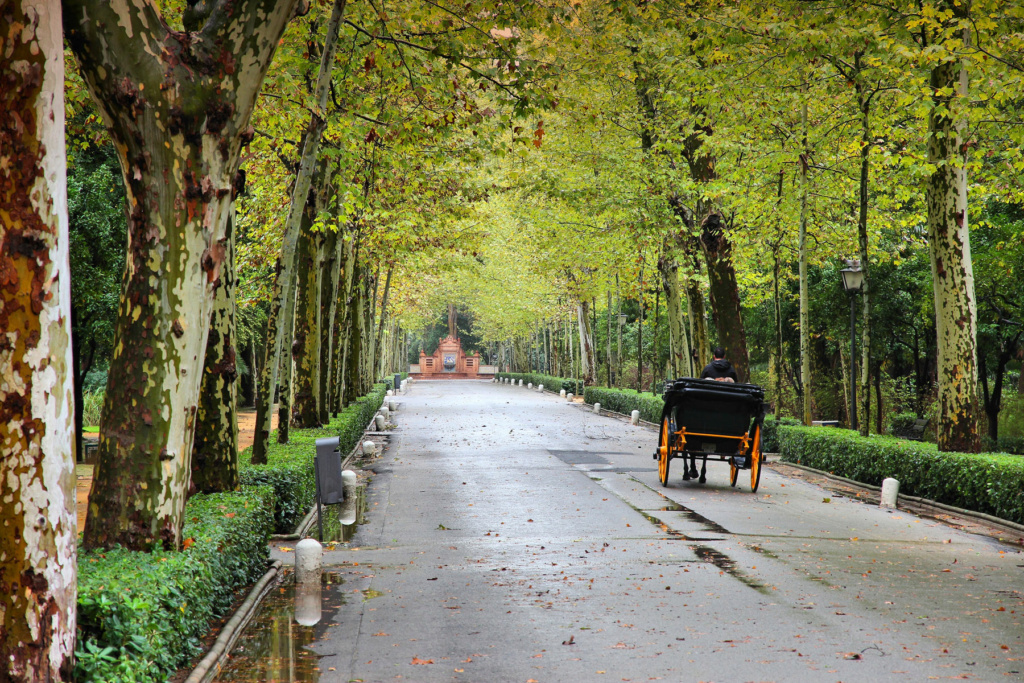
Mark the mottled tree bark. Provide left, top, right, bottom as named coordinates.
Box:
left=577, top=300, right=596, bottom=386
left=319, top=227, right=341, bottom=423
left=251, top=267, right=282, bottom=463
left=334, top=236, right=357, bottom=411
left=659, top=253, right=692, bottom=379
left=798, top=98, right=812, bottom=426
left=0, top=3, right=77, bottom=678
left=66, top=0, right=301, bottom=551
left=927, top=49, right=980, bottom=453
left=700, top=213, right=749, bottom=383
left=191, top=212, right=239, bottom=492
left=374, top=266, right=394, bottom=377
left=344, top=267, right=365, bottom=404
left=361, top=274, right=376, bottom=393
left=278, top=299, right=294, bottom=443
left=291, top=194, right=322, bottom=428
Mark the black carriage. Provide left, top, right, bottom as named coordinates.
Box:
left=654, top=378, right=767, bottom=492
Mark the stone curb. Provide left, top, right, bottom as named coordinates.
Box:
left=779, top=460, right=1024, bottom=535
left=184, top=559, right=283, bottom=683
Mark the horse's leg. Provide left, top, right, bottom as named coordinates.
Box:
left=682, top=453, right=692, bottom=480
left=698, top=455, right=707, bottom=484
left=687, top=454, right=699, bottom=479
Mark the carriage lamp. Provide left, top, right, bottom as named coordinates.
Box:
left=840, top=259, right=864, bottom=430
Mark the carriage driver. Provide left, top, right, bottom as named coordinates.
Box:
left=700, top=346, right=739, bottom=383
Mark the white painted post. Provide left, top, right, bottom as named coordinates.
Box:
left=295, top=538, right=322, bottom=584
left=388, top=400, right=397, bottom=411
left=880, top=478, right=900, bottom=508
left=594, top=402, right=601, bottom=414
left=362, top=440, right=376, bottom=456
left=560, top=389, right=566, bottom=398
left=380, top=407, right=390, bottom=421
left=567, top=393, right=574, bottom=402
left=294, top=581, right=322, bottom=626
left=518, top=379, right=523, bottom=386
left=527, top=382, right=533, bottom=389
left=340, top=470, right=358, bottom=525
left=631, top=410, right=640, bottom=425
left=374, top=414, right=386, bottom=430
left=537, top=384, right=544, bottom=392
left=386, top=389, right=393, bottom=396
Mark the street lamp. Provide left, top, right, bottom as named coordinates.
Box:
left=840, top=259, right=864, bottom=430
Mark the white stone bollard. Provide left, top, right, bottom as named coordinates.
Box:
left=537, top=384, right=544, bottom=392
left=527, top=382, right=533, bottom=389
left=294, top=581, right=322, bottom=626
left=880, top=478, right=900, bottom=508
left=388, top=400, right=397, bottom=412
left=631, top=410, right=640, bottom=426
left=374, top=414, right=386, bottom=430
left=560, top=389, right=566, bottom=398
left=295, top=538, right=322, bottom=584
left=518, top=379, right=523, bottom=387
left=594, top=402, right=601, bottom=414
left=340, top=470, right=358, bottom=525
left=566, top=393, right=574, bottom=402
left=362, top=440, right=376, bottom=456
left=386, top=389, right=393, bottom=396
left=380, top=407, right=390, bottom=421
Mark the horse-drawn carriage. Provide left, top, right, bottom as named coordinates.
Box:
left=653, top=378, right=766, bottom=492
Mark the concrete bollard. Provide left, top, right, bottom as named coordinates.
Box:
left=386, top=389, right=393, bottom=396
left=340, top=471, right=358, bottom=525
left=294, top=581, right=322, bottom=626
left=295, top=538, right=322, bottom=584
left=594, top=402, right=601, bottom=414
left=537, top=384, right=544, bottom=392
left=527, top=382, right=533, bottom=389
left=567, top=393, right=574, bottom=402
left=631, top=410, right=640, bottom=426
left=380, top=407, right=390, bottom=421
left=880, top=478, right=900, bottom=508
left=388, top=400, right=397, bottom=412
left=362, top=440, right=376, bottom=456
left=560, top=389, right=566, bottom=398
left=518, top=379, right=523, bottom=387
left=374, top=414, right=386, bottom=430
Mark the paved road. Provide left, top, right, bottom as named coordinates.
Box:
left=274, top=380, right=1023, bottom=682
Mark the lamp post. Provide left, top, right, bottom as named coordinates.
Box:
left=840, top=259, right=865, bottom=430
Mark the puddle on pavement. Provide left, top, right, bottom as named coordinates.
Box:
left=315, top=485, right=367, bottom=543
left=213, top=571, right=346, bottom=682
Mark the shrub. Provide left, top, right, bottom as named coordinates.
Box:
left=76, top=486, right=276, bottom=683
left=496, top=372, right=583, bottom=395
left=81, top=389, right=105, bottom=427
left=239, top=383, right=386, bottom=532
left=382, top=372, right=409, bottom=391
left=778, top=425, right=1024, bottom=524
left=582, top=386, right=664, bottom=424
left=761, top=415, right=801, bottom=453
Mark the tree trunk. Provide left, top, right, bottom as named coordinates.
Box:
left=251, top=270, right=282, bottom=463
left=855, top=73, right=873, bottom=437
left=67, top=0, right=301, bottom=551
left=277, top=298, right=294, bottom=444
left=374, top=266, right=394, bottom=377
left=773, top=252, right=785, bottom=416
left=685, top=276, right=709, bottom=373
left=361, top=274, right=375, bottom=393
left=616, top=275, right=623, bottom=386
left=250, top=0, right=347, bottom=463
left=291, top=199, right=322, bottom=428
left=659, top=253, right=692, bottom=379
left=578, top=300, right=596, bottom=386
left=798, top=98, right=812, bottom=426
left=0, top=3, right=77, bottom=676
left=926, top=47, right=981, bottom=453
left=700, top=213, right=749, bottom=383
left=318, top=226, right=341, bottom=423
left=191, top=212, right=239, bottom=492
left=344, top=267, right=365, bottom=404
left=335, top=237, right=357, bottom=410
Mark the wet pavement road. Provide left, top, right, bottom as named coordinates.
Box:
left=265, top=379, right=1024, bottom=682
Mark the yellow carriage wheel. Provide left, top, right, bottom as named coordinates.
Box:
left=750, top=427, right=763, bottom=492
left=658, top=416, right=672, bottom=487
left=729, top=460, right=739, bottom=487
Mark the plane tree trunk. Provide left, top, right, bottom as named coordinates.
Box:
left=65, top=0, right=301, bottom=551
left=0, top=3, right=78, bottom=677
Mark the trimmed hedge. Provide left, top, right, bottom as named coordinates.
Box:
left=762, top=415, right=801, bottom=453
left=582, top=386, right=665, bottom=423
left=382, top=372, right=409, bottom=391
left=76, top=486, right=276, bottom=682
left=778, top=425, right=1024, bottom=524
left=239, top=382, right=387, bottom=532
left=496, top=371, right=583, bottom=395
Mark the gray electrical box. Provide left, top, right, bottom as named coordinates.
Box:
left=314, top=437, right=343, bottom=505
left=394, top=373, right=401, bottom=392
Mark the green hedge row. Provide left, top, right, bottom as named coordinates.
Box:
left=382, top=372, right=409, bottom=391
left=762, top=415, right=802, bottom=452
left=239, top=382, right=387, bottom=533
left=76, top=486, right=276, bottom=682
left=582, top=386, right=665, bottom=424
left=496, top=371, right=583, bottom=395
left=778, top=425, right=1024, bottom=524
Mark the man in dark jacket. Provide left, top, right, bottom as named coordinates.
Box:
left=700, top=346, right=739, bottom=383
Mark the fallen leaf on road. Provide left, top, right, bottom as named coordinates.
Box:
left=411, top=657, right=433, bottom=665
left=372, top=632, right=389, bottom=636
left=843, top=653, right=861, bottom=660
left=562, top=636, right=575, bottom=645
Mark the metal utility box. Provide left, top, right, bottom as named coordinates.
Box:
left=314, top=437, right=343, bottom=541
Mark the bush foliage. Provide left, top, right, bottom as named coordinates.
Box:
left=239, top=382, right=386, bottom=532
left=762, top=415, right=801, bottom=452
left=76, top=486, right=276, bottom=682
left=496, top=371, right=583, bottom=395
left=582, top=386, right=665, bottom=423
left=778, top=425, right=1024, bottom=524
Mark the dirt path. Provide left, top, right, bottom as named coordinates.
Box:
left=76, top=407, right=278, bottom=531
